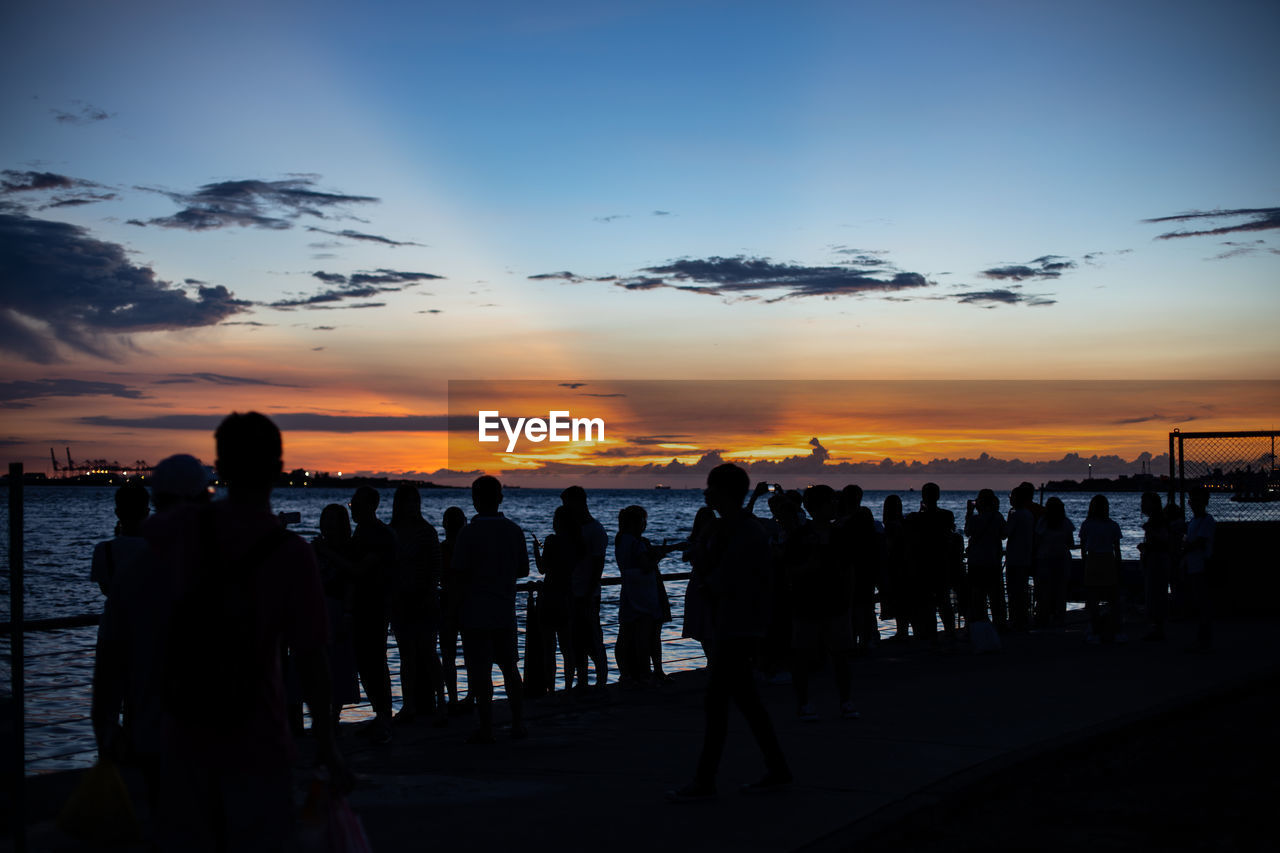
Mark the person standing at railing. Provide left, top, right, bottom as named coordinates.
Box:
left=1183, top=487, right=1216, bottom=652
left=92, top=454, right=209, bottom=813
left=667, top=463, right=791, bottom=802
left=905, top=483, right=957, bottom=645
left=1005, top=483, right=1038, bottom=632
left=964, top=489, right=1008, bottom=630
left=531, top=506, right=581, bottom=692
left=455, top=475, right=530, bottom=743
left=1139, top=490, right=1172, bottom=642
left=389, top=484, right=447, bottom=725
left=1080, top=494, right=1124, bottom=644
left=312, top=504, right=361, bottom=724
left=349, top=485, right=397, bottom=745
left=145, top=413, right=346, bottom=851
left=439, top=505, right=470, bottom=711
left=562, top=485, right=609, bottom=692
left=90, top=481, right=150, bottom=596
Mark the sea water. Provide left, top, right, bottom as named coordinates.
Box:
left=0, top=485, right=1207, bottom=771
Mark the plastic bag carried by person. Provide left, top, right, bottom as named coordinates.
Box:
left=56, top=757, right=140, bottom=844
left=298, top=773, right=372, bottom=853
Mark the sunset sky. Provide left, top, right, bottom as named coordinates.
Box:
left=2, top=1, right=1277, bottom=485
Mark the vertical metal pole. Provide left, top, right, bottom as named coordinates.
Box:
left=8, top=463, right=25, bottom=852
left=1177, top=435, right=1186, bottom=514
left=1168, top=431, right=1177, bottom=505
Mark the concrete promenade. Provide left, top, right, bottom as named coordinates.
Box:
left=18, top=613, right=1279, bottom=852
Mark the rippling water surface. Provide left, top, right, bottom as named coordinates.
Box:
left=0, top=484, right=1229, bottom=772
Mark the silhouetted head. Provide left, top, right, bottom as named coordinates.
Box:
left=560, top=484, right=589, bottom=522
left=215, top=412, right=283, bottom=499
left=691, top=505, right=717, bottom=539
left=319, top=503, right=351, bottom=543
left=803, top=484, right=838, bottom=521
left=1140, top=490, right=1163, bottom=519
left=704, top=463, right=750, bottom=516
left=472, top=475, right=502, bottom=514
left=976, top=488, right=998, bottom=513
left=552, top=505, right=576, bottom=538
left=391, top=484, right=423, bottom=527
left=1189, top=486, right=1210, bottom=516
left=840, top=484, right=863, bottom=514
left=350, top=485, right=380, bottom=523
left=150, top=453, right=211, bottom=512
left=1017, top=482, right=1036, bottom=506
left=114, top=483, right=150, bottom=534
left=769, top=492, right=801, bottom=527
left=1045, top=496, right=1066, bottom=528
left=1087, top=494, right=1110, bottom=520
left=443, top=505, right=467, bottom=538
left=883, top=494, right=903, bottom=524
left=921, top=482, right=940, bottom=507
left=618, top=504, right=647, bottom=537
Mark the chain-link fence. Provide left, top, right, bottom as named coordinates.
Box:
left=1170, top=430, right=1280, bottom=522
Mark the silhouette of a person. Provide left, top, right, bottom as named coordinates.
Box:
left=562, top=485, right=609, bottom=691
left=905, top=483, right=957, bottom=644
left=349, top=485, right=397, bottom=743
left=668, top=463, right=790, bottom=801
left=455, top=475, right=529, bottom=742
left=439, top=505, right=469, bottom=710
left=142, top=413, right=344, bottom=850
left=390, top=484, right=446, bottom=722
left=1183, top=486, right=1216, bottom=651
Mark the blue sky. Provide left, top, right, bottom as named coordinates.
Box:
left=2, top=0, right=1277, bottom=475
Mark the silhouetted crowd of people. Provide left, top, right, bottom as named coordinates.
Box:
left=89, top=412, right=1219, bottom=847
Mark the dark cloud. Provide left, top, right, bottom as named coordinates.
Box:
left=44, top=192, right=117, bottom=209
left=1112, top=413, right=1199, bottom=425
left=221, top=320, right=272, bottom=327
left=559, top=383, right=588, bottom=389
left=139, top=177, right=378, bottom=231
left=306, top=302, right=386, bottom=310
left=831, top=247, right=891, bottom=267
left=529, top=271, right=583, bottom=281
left=0, top=211, right=250, bottom=362
left=980, top=255, right=1076, bottom=281
left=1144, top=207, right=1280, bottom=240
left=313, top=326, right=336, bottom=331
left=628, top=434, right=694, bottom=445
left=154, top=373, right=299, bottom=388
left=52, top=103, right=112, bottom=124
left=594, top=214, right=628, bottom=223
left=653, top=210, right=672, bottom=217
left=580, top=393, right=626, bottom=397
left=416, top=309, right=443, bottom=314
left=633, top=256, right=932, bottom=302
left=951, top=289, right=1057, bottom=307
left=618, top=277, right=665, bottom=290
left=79, top=413, right=458, bottom=432
left=1, top=170, right=95, bottom=194
left=305, top=227, right=423, bottom=247
left=0, top=378, right=146, bottom=409
left=1206, top=239, right=1280, bottom=261
left=268, top=269, right=442, bottom=309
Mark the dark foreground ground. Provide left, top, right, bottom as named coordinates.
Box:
left=855, top=676, right=1280, bottom=853
left=12, top=613, right=1280, bottom=852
